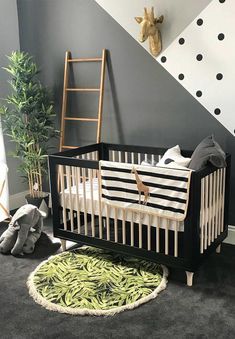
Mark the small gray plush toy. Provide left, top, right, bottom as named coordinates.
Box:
left=0, top=204, right=45, bottom=255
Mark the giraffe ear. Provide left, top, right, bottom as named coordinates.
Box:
left=156, top=15, right=164, bottom=24
left=135, top=16, right=143, bottom=24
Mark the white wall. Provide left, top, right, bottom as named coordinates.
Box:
left=95, top=0, right=212, bottom=53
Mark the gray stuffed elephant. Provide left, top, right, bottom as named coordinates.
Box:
left=0, top=204, right=45, bottom=255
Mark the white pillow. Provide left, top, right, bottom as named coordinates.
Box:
left=156, top=145, right=191, bottom=169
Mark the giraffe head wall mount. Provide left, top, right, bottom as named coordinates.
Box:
left=135, top=7, right=164, bottom=57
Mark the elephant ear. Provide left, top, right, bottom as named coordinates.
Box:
left=11, top=206, right=33, bottom=224
left=12, top=204, right=40, bottom=226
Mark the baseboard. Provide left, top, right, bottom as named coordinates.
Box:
left=224, top=225, right=235, bottom=245
left=9, top=190, right=28, bottom=211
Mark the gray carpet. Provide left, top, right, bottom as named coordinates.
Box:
left=0, top=217, right=235, bottom=339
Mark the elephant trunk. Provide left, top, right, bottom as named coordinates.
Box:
left=11, top=223, right=30, bottom=255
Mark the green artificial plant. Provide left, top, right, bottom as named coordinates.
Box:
left=0, top=51, right=58, bottom=198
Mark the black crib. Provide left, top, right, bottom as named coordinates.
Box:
left=49, top=143, right=231, bottom=286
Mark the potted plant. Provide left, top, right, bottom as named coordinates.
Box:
left=0, top=51, right=58, bottom=210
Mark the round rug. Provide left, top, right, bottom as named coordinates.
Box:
left=27, top=246, right=168, bottom=316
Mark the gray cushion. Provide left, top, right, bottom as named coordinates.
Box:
left=189, top=135, right=226, bottom=171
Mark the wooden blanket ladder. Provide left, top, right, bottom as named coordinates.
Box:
left=59, top=49, right=106, bottom=151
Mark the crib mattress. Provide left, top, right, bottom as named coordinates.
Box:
left=60, top=178, right=185, bottom=232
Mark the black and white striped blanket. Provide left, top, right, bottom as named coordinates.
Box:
left=100, top=161, right=192, bottom=221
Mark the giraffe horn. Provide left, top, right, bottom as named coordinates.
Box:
left=144, top=7, right=148, bottom=18
left=151, top=6, right=155, bottom=21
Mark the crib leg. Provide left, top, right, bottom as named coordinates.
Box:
left=216, top=244, right=221, bottom=254
left=60, top=239, right=67, bottom=252
left=185, top=271, right=194, bottom=287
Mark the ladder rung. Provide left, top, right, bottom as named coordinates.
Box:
left=62, top=145, right=79, bottom=149
left=64, top=117, right=98, bottom=122
left=68, top=58, right=102, bottom=63
left=66, top=88, right=100, bottom=92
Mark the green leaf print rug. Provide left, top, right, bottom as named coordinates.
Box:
left=27, top=246, right=168, bottom=316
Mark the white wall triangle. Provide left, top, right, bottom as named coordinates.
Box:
left=95, top=0, right=234, bottom=136
left=95, top=0, right=212, bottom=54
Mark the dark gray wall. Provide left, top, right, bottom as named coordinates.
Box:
left=17, top=0, right=235, bottom=224
left=0, top=0, right=28, bottom=196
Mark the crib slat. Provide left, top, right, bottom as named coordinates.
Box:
left=221, top=168, right=226, bottom=233
left=212, top=172, right=216, bottom=241
left=82, top=168, right=88, bottom=235
left=200, top=178, right=205, bottom=253
left=59, top=165, right=67, bottom=231
left=204, top=176, right=209, bottom=250
left=131, top=152, right=134, bottom=164
left=75, top=167, right=81, bottom=233
left=118, top=151, right=122, bottom=163
left=139, top=212, right=142, bottom=248
left=156, top=217, right=160, bottom=253
left=218, top=169, right=222, bottom=234
left=130, top=212, right=134, bottom=246
left=66, top=166, right=74, bottom=232
left=174, top=221, right=178, bottom=257
left=147, top=214, right=151, bottom=251
left=112, top=150, right=115, bottom=162
left=122, top=209, right=126, bottom=244
left=125, top=152, right=128, bottom=163
left=106, top=204, right=110, bottom=241
left=151, top=154, right=155, bottom=165
left=215, top=170, right=219, bottom=238
left=138, top=153, right=141, bottom=165
left=71, top=165, right=75, bottom=187
left=114, top=207, right=118, bottom=242
left=97, top=170, right=103, bottom=239
left=92, top=152, right=97, bottom=178
left=165, top=219, right=169, bottom=255
left=211, top=173, right=215, bottom=242
left=144, top=154, right=148, bottom=162
left=89, top=168, right=95, bottom=237
left=208, top=174, right=213, bottom=246
left=204, top=175, right=209, bottom=250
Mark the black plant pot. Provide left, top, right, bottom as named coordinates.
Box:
left=25, top=193, right=50, bottom=216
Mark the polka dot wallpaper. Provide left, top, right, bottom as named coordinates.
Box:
left=157, top=0, right=235, bottom=135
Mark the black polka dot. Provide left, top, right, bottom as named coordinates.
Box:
left=196, top=90, right=202, bottom=97
left=179, top=38, right=185, bottom=45
left=216, top=73, right=223, bottom=80
left=196, top=54, right=203, bottom=61
left=214, top=108, right=221, bottom=115
left=218, top=33, right=225, bottom=40
left=161, top=56, right=167, bottom=63
left=219, top=0, right=225, bottom=3
left=197, top=18, right=203, bottom=26
left=178, top=73, right=184, bottom=80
